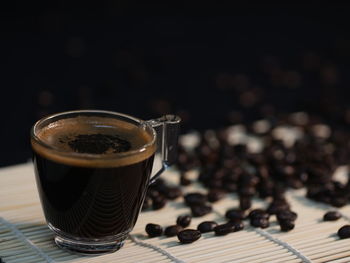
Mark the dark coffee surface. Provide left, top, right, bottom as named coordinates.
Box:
left=34, top=151, right=154, bottom=238
left=32, top=116, right=156, bottom=167
left=36, top=116, right=150, bottom=154
left=64, top=133, right=131, bottom=154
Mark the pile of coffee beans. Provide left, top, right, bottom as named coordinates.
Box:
left=142, top=179, right=182, bottom=211
left=146, top=215, right=201, bottom=243
left=144, top=112, right=350, bottom=242
left=146, top=213, right=245, bottom=243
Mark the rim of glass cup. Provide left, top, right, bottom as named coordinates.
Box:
left=31, top=110, right=157, bottom=161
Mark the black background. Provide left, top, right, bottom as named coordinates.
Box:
left=2, top=3, right=350, bottom=166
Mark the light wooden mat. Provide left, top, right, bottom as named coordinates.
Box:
left=1, top=163, right=350, bottom=263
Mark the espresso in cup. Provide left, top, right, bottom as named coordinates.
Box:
left=31, top=111, right=159, bottom=254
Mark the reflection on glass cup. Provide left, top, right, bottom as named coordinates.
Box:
left=30, top=110, right=180, bottom=254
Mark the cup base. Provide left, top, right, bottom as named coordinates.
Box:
left=54, top=235, right=125, bottom=255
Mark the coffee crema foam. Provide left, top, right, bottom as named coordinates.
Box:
left=32, top=116, right=156, bottom=168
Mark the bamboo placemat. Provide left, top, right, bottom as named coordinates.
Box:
left=2, top=163, right=350, bottom=263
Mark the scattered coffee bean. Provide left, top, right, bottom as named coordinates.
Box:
left=142, top=196, right=152, bottom=210
left=239, top=186, right=256, bottom=197
left=249, top=209, right=269, bottom=220
left=184, top=193, right=207, bottom=206
left=250, top=218, right=269, bottom=228
left=143, top=109, right=350, bottom=240
left=224, top=182, right=237, bottom=192
left=323, top=211, right=342, bottom=221
left=239, top=196, right=252, bottom=211
left=279, top=220, right=295, bottom=232
left=191, top=204, right=212, bottom=217
left=276, top=210, right=297, bottom=222
left=162, top=186, right=182, bottom=200
left=228, top=220, right=245, bottom=231
left=177, top=229, right=201, bottom=244
left=147, top=189, right=160, bottom=199
left=225, top=209, right=246, bottom=221
left=267, top=200, right=290, bottom=215
left=331, top=197, right=347, bottom=208
left=197, top=221, right=218, bottom=233
left=164, top=225, right=183, bottom=237
left=152, top=195, right=167, bottom=210
left=180, top=174, right=192, bottom=186
left=214, top=223, right=235, bottom=236
left=338, top=225, right=350, bottom=239
left=145, top=223, right=163, bottom=237
left=177, top=215, right=192, bottom=227
left=207, top=189, right=226, bottom=202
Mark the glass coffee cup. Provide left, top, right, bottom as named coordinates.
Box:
left=30, top=110, right=180, bottom=254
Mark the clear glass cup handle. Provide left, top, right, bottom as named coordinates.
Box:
left=145, top=115, right=181, bottom=184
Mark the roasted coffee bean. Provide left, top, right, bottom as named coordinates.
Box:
left=338, top=225, right=350, bottom=239
left=214, top=223, right=235, bottom=236
left=279, top=220, right=295, bottom=232
left=177, top=214, right=192, bottom=227
left=258, top=188, right=273, bottom=198
left=177, top=150, right=197, bottom=171
left=250, top=218, right=269, bottom=228
left=272, top=186, right=287, bottom=200
left=267, top=200, right=290, bottom=214
left=147, top=189, right=160, bottom=199
left=248, top=209, right=268, bottom=219
left=191, top=204, right=212, bottom=217
left=228, top=220, right=244, bottom=231
left=180, top=174, right=192, bottom=186
left=239, top=174, right=259, bottom=186
left=212, top=168, right=228, bottom=180
left=207, top=189, right=226, bottom=202
left=151, top=178, right=166, bottom=188
left=331, top=197, right=347, bottom=208
left=323, top=211, right=342, bottom=221
left=197, top=221, right=218, bottom=233
left=276, top=210, right=297, bottom=222
left=162, top=186, right=182, bottom=200
left=239, top=186, right=256, bottom=197
left=184, top=193, right=207, bottom=206
left=152, top=195, right=167, bottom=210
left=207, top=179, right=223, bottom=189
left=224, top=182, right=237, bottom=192
left=164, top=225, right=183, bottom=237
left=239, top=196, right=252, bottom=210
left=287, top=178, right=303, bottom=189
left=142, top=196, right=152, bottom=210
left=177, top=229, right=201, bottom=244
left=225, top=209, right=246, bottom=221
left=145, top=223, right=163, bottom=237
